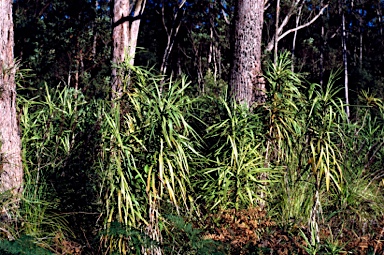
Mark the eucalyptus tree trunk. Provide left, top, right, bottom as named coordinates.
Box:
left=359, top=29, right=363, bottom=70
left=341, top=7, right=350, bottom=119
left=230, top=0, right=265, bottom=107
left=160, top=0, right=186, bottom=76
left=111, top=0, right=146, bottom=100
left=320, top=21, right=325, bottom=87
left=291, top=5, right=302, bottom=71
left=265, top=0, right=328, bottom=52
left=91, top=0, right=99, bottom=60
left=0, top=0, right=23, bottom=211
left=274, top=0, right=281, bottom=64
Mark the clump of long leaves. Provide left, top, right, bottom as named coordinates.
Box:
left=264, top=53, right=383, bottom=248
left=305, top=74, right=347, bottom=241
left=17, top=84, right=88, bottom=252
left=196, top=98, right=280, bottom=211
left=305, top=72, right=346, bottom=192
left=324, top=90, right=384, bottom=228
left=262, top=53, right=313, bottom=223
left=99, top=64, right=202, bottom=254
left=263, top=51, right=307, bottom=164
left=263, top=53, right=346, bottom=232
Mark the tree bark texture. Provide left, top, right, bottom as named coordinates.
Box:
left=230, top=0, right=265, bottom=107
left=0, top=0, right=23, bottom=195
left=111, top=0, right=146, bottom=100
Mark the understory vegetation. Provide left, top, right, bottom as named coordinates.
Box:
left=1, top=53, right=383, bottom=254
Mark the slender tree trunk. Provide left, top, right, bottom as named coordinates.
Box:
left=359, top=26, right=363, bottom=70
left=341, top=7, right=350, bottom=119
left=160, top=0, right=186, bottom=76
left=265, top=1, right=328, bottom=52
left=377, top=0, right=383, bottom=36
left=92, top=0, right=99, bottom=60
left=355, top=18, right=363, bottom=95
left=111, top=0, right=146, bottom=100
left=208, top=28, right=213, bottom=66
left=0, top=0, right=23, bottom=210
left=230, top=0, right=265, bottom=107
left=320, top=0, right=326, bottom=87
left=75, top=58, right=79, bottom=92
left=274, top=0, right=281, bottom=64
left=291, top=6, right=302, bottom=71
left=208, top=23, right=218, bottom=82
left=216, top=46, right=221, bottom=79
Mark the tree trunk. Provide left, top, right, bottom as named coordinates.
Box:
left=111, top=0, right=146, bottom=100
left=230, top=0, right=265, bottom=107
left=377, top=1, right=383, bottom=36
left=291, top=5, right=302, bottom=71
left=274, top=0, right=281, bottom=64
left=265, top=1, right=328, bottom=52
left=160, top=0, right=185, bottom=76
left=320, top=21, right=325, bottom=87
left=341, top=7, right=350, bottom=119
left=359, top=22, right=363, bottom=71
left=91, top=0, right=99, bottom=60
left=0, top=0, right=23, bottom=206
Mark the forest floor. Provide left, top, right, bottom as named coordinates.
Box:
left=203, top=208, right=384, bottom=255
left=56, top=207, right=384, bottom=254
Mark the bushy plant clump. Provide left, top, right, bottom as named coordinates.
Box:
left=2, top=52, right=383, bottom=254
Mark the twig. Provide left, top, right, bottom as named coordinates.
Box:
left=0, top=227, right=15, bottom=241
left=373, top=225, right=384, bottom=255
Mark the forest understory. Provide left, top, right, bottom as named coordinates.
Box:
left=1, top=0, right=384, bottom=254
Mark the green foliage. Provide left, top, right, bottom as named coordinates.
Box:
left=17, top=83, right=100, bottom=252
left=196, top=98, right=280, bottom=211
left=306, top=71, right=346, bottom=191
left=299, top=227, right=347, bottom=255
left=299, top=228, right=321, bottom=255
left=263, top=53, right=384, bottom=250
left=262, top=53, right=347, bottom=231
left=0, top=235, right=52, bottom=255
left=9, top=53, right=384, bottom=254
left=99, top=63, right=202, bottom=253
left=324, top=89, right=384, bottom=225
left=263, top=50, right=307, bottom=163
left=101, top=222, right=155, bottom=255
left=13, top=0, right=111, bottom=98
left=19, top=84, right=88, bottom=176
left=265, top=52, right=345, bottom=192
left=163, top=215, right=226, bottom=255
left=202, top=69, right=228, bottom=98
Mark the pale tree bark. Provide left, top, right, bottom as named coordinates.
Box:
left=358, top=7, right=363, bottom=71
left=274, top=0, right=281, bottom=64
left=207, top=6, right=220, bottom=85
left=0, top=0, right=23, bottom=213
left=160, top=0, right=186, bottom=75
left=111, top=0, right=146, bottom=100
left=265, top=0, right=328, bottom=53
left=230, top=0, right=265, bottom=107
left=359, top=28, right=363, bottom=70
left=91, top=0, right=99, bottom=60
left=319, top=1, right=326, bottom=87
left=320, top=20, right=325, bottom=87
left=341, top=5, right=350, bottom=119
left=291, top=5, right=302, bottom=71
